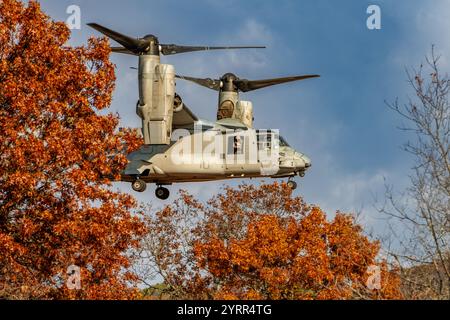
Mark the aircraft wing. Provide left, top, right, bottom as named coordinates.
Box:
left=173, top=104, right=199, bottom=129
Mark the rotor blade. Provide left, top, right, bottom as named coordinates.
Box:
left=235, top=75, right=320, bottom=92
left=111, top=46, right=135, bottom=55
left=87, top=23, right=145, bottom=54
left=176, top=75, right=222, bottom=91
left=161, top=45, right=266, bottom=56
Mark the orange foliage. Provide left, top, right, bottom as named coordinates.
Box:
left=0, top=0, right=145, bottom=299
left=145, top=183, right=402, bottom=300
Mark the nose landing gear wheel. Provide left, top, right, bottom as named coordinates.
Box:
left=155, top=187, right=170, bottom=200
left=287, top=180, right=298, bottom=190
left=132, top=179, right=147, bottom=193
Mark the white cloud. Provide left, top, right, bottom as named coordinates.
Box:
left=215, top=19, right=272, bottom=71
left=387, top=1, right=450, bottom=69
left=237, top=19, right=274, bottom=44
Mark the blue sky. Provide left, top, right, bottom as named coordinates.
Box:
left=39, top=0, right=449, bottom=232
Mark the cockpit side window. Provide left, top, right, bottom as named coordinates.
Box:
left=257, top=131, right=273, bottom=151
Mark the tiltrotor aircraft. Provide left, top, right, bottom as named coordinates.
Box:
left=88, top=23, right=320, bottom=200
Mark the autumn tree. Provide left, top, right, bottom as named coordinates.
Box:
left=136, top=183, right=402, bottom=300
left=0, top=0, right=145, bottom=299
left=381, top=47, right=450, bottom=300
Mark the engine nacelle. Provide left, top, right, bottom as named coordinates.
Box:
left=137, top=56, right=175, bottom=145
left=236, top=101, right=254, bottom=128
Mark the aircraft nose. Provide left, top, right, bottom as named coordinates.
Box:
left=302, top=155, right=312, bottom=168
left=294, top=153, right=312, bottom=170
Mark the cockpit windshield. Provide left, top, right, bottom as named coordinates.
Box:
left=279, top=136, right=291, bottom=147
